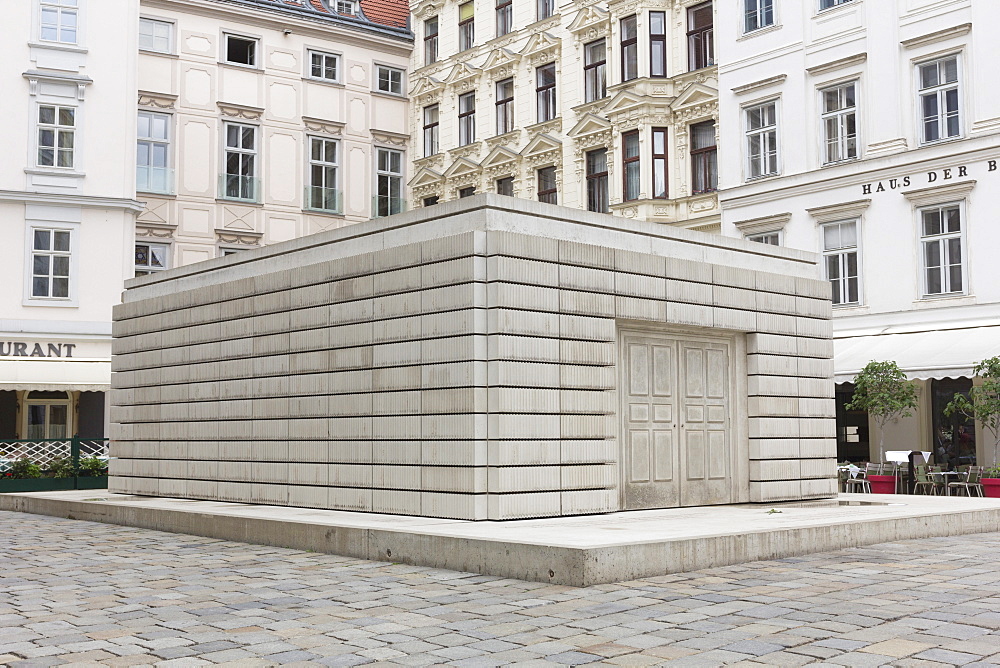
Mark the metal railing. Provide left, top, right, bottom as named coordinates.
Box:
left=136, top=166, right=175, bottom=195
left=0, top=437, right=109, bottom=474
left=218, top=173, right=260, bottom=203
left=304, top=185, right=343, bottom=215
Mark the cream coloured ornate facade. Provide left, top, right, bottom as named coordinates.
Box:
left=408, top=0, right=720, bottom=231
left=134, top=0, right=412, bottom=270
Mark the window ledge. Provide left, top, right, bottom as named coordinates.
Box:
left=919, top=135, right=965, bottom=148
left=302, top=208, right=345, bottom=219
left=913, top=294, right=976, bottom=308
left=139, top=49, right=178, bottom=59
left=302, top=76, right=345, bottom=88
left=24, top=168, right=85, bottom=179
left=744, top=173, right=781, bottom=184
left=832, top=304, right=868, bottom=315
left=28, top=40, right=88, bottom=54
left=371, top=89, right=406, bottom=100
left=217, top=61, right=262, bottom=73
left=23, top=299, right=78, bottom=309
left=815, top=0, right=862, bottom=19
left=739, top=23, right=782, bottom=40
left=137, top=190, right=176, bottom=199
left=215, top=198, right=263, bottom=207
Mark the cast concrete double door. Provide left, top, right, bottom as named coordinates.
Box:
left=621, top=330, right=734, bottom=510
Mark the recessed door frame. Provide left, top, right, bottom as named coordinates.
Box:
left=616, top=322, right=749, bottom=511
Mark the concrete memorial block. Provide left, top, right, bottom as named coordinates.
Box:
left=111, top=196, right=835, bottom=519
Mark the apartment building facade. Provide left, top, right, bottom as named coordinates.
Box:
left=0, top=0, right=142, bottom=443
left=408, top=0, right=721, bottom=231
left=134, top=0, right=412, bottom=272
left=717, top=0, right=1000, bottom=464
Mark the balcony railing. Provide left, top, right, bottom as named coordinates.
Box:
left=136, top=166, right=174, bottom=195
left=372, top=195, right=407, bottom=219
left=304, top=185, right=343, bottom=215
left=218, top=173, right=260, bottom=203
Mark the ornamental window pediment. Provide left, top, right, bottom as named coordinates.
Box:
left=444, top=157, right=482, bottom=179
left=602, top=90, right=644, bottom=115
left=408, top=167, right=446, bottom=189
left=567, top=6, right=610, bottom=41
left=520, top=133, right=562, bottom=165
left=520, top=32, right=560, bottom=61
left=567, top=113, right=612, bottom=139
left=444, top=62, right=482, bottom=87
left=481, top=145, right=520, bottom=168
left=481, top=48, right=520, bottom=73
left=671, top=82, right=717, bottom=110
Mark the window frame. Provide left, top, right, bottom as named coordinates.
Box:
left=459, top=186, right=476, bottom=198
left=134, top=242, right=170, bottom=277
left=744, top=99, right=779, bottom=180
left=221, top=121, right=258, bottom=203
left=306, top=135, right=341, bottom=214
left=375, top=64, right=404, bottom=96
left=622, top=130, right=640, bottom=202
left=25, top=222, right=78, bottom=306
left=687, top=1, right=714, bottom=72
left=222, top=33, right=259, bottom=69
left=585, top=148, right=609, bottom=214
left=821, top=220, right=861, bottom=307
left=36, top=103, right=76, bottom=170
left=496, top=177, right=514, bottom=196
left=375, top=147, right=404, bottom=217
left=650, top=11, right=667, bottom=78
left=458, top=92, right=476, bottom=146
left=459, top=1, right=475, bottom=51
left=744, top=0, right=773, bottom=33
left=690, top=120, right=718, bottom=194
left=820, top=81, right=859, bottom=164
left=537, top=166, right=557, bottom=204
left=496, top=0, right=512, bottom=37
left=336, top=0, right=357, bottom=15
left=652, top=127, right=668, bottom=200
left=307, top=50, right=341, bottom=83
left=536, top=63, right=556, bottom=123
left=584, top=39, right=607, bottom=103
left=919, top=202, right=966, bottom=298
left=138, top=16, right=173, bottom=54
left=424, top=17, right=439, bottom=65
left=917, top=54, right=961, bottom=145
left=496, top=78, right=514, bottom=135
left=620, top=15, right=638, bottom=82
left=39, top=0, right=78, bottom=45
left=819, top=0, right=854, bottom=12
left=423, top=104, right=440, bottom=157
left=537, top=0, right=554, bottom=21
left=747, top=231, right=781, bottom=245
left=136, top=109, right=172, bottom=195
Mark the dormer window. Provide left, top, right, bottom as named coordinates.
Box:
left=336, top=0, right=356, bottom=15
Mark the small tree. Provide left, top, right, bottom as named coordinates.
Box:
left=846, top=361, right=918, bottom=463
left=944, top=356, right=1000, bottom=473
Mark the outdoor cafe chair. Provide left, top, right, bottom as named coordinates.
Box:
left=948, top=465, right=985, bottom=497
left=913, top=465, right=938, bottom=496
left=844, top=462, right=876, bottom=493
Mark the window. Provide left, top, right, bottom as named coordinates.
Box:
left=744, top=0, right=773, bottom=32
left=820, top=0, right=853, bottom=10
left=747, top=232, right=780, bottom=245
left=37, top=105, right=75, bottom=168
left=687, top=2, right=714, bottom=71
left=622, top=131, right=640, bottom=201
left=584, top=40, right=606, bottom=102
left=26, top=392, right=71, bottom=440
left=139, top=18, right=172, bottom=53
left=586, top=149, right=609, bottom=213
left=31, top=229, right=71, bottom=299
left=225, top=35, right=257, bottom=67
left=40, top=0, right=77, bottom=44
left=423, top=105, right=439, bottom=156
left=375, top=148, right=404, bottom=217
left=307, top=136, right=340, bottom=214
left=309, top=51, right=340, bottom=82
left=919, top=56, right=960, bottom=143
left=920, top=204, right=964, bottom=296
left=652, top=128, right=668, bottom=199
left=459, top=186, right=476, bottom=198
left=137, top=110, right=171, bottom=194
left=537, top=0, right=554, bottom=20
left=376, top=65, right=404, bottom=95
left=459, top=1, right=475, bottom=51
left=424, top=17, right=439, bottom=65
left=690, top=120, right=717, bottom=193
left=650, top=12, right=667, bottom=78
left=821, top=82, right=857, bottom=163
left=746, top=101, right=778, bottom=179
left=135, top=243, right=169, bottom=277
left=537, top=167, right=557, bottom=204
left=822, top=221, right=859, bottom=305
left=496, top=0, right=512, bottom=37
left=496, top=177, right=514, bottom=196
left=336, top=0, right=356, bottom=14
left=496, top=78, right=514, bottom=135
left=536, top=63, right=556, bottom=122
left=458, top=92, right=476, bottom=146
left=620, top=16, right=637, bottom=82
left=423, top=195, right=440, bottom=206
left=222, top=122, right=257, bottom=201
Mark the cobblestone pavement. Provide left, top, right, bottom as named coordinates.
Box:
left=4, top=511, right=1000, bottom=667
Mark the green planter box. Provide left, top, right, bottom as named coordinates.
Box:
left=0, top=476, right=108, bottom=493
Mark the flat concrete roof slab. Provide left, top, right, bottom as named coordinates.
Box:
left=4, top=491, right=998, bottom=586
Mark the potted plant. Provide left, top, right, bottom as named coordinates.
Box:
left=846, top=361, right=919, bottom=494
left=945, top=356, right=1000, bottom=497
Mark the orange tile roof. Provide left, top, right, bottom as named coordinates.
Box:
left=217, top=0, right=411, bottom=34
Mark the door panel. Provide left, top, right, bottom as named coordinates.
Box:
left=622, top=331, right=733, bottom=510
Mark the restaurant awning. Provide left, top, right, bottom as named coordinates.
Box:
left=0, top=358, right=111, bottom=392
left=835, top=324, right=1000, bottom=384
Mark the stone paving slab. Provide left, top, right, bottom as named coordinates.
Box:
left=5, top=510, right=1000, bottom=666
left=4, top=491, right=1000, bottom=586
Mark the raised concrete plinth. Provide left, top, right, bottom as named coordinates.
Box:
left=4, top=491, right=1000, bottom=586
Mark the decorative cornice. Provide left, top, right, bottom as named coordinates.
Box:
left=214, top=228, right=262, bottom=245
left=733, top=212, right=792, bottom=235
left=0, top=189, right=144, bottom=213
left=485, top=131, right=521, bottom=150
left=303, top=116, right=345, bottom=135
left=217, top=102, right=264, bottom=120
left=805, top=53, right=868, bottom=76
left=138, top=90, right=177, bottom=109
left=731, top=74, right=787, bottom=96
left=23, top=70, right=92, bottom=100
left=806, top=199, right=872, bottom=224
left=448, top=142, right=483, bottom=160
left=136, top=226, right=176, bottom=239
left=526, top=117, right=562, bottom=139
left=901, top=180, right=976, bottom=207
left=901, top=23, right=971, bottom=50
left=371, top=129, right=409, bottom=146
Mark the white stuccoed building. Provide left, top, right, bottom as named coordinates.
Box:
left=407, top=0, right=722, bottom=231
left=0, top=0, right=142, bottom=442
left=717, top=0, right=1000, bottom=465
